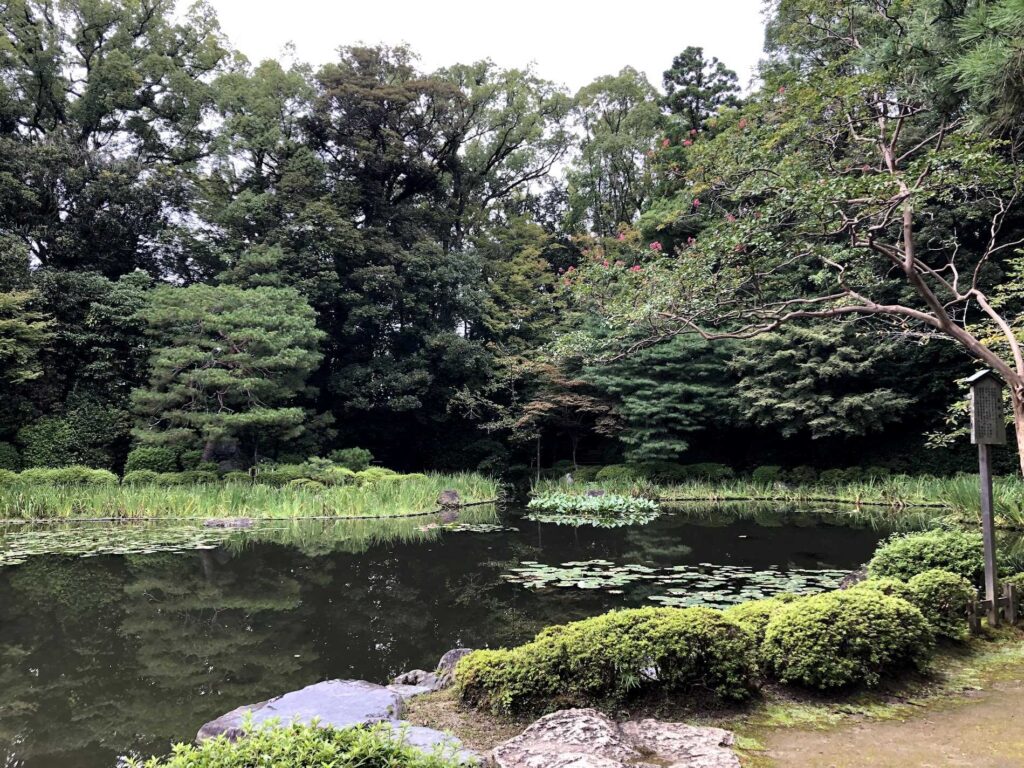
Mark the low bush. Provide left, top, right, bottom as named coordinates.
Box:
left=907, top=569, right=975, bottom=641
left=124, top=446, right=179, bottom=474
left=125, top=721, right=464, bottom=768
left=222, top=470, right=252, bottom=484
left=594, top=464, right=642, bottom=482
left=330, top=447, right=374, bottom=472
left=0, top=469, right=16, bottom=485
left=455, top=606, right=757, bottom=715
left=868, top=530, right=984, bottom=584
left=751, top=465, right=783, bottom=484
left=848, top=576, right=916, bottom=605
left=785, top=465, right=818, bottom=484
left=178, top=449, right=204, bottom=470
left=149, top=471, right=220, bottom=486
left=675, top=462, right=735, bottom=482
left=722, top=595, right=799, bottom=648
left=1004, top=572, right=1024, bottom=613
left=16, top=466, right=118, bottom=486
left=122, top=470, right=160, bottom=485
left=761, top=589, right=934, bottom=690
left=0, top=442, right=21, bottom=471
left=355, top=467, right=400, bottom=485
left=527, top=492, right=658, bottom=517
left=571, top=465, right=602, bottom=482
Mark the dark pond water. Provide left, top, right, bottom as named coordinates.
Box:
left=0, top=505, right=895, bottom=768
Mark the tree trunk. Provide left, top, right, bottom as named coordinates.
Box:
left=1011, top=387, right=1024, bottom=477
left=536, top=435, right=541, bottom=486
left=202, top=440, right=217, bottom=463
left=571, top=435, right=579, bottom=469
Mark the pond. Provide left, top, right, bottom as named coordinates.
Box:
left=0, top=504, right=901, bottom=768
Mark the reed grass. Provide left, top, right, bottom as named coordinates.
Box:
left=0, top=473, right=499, bottom=521
left=532, top=474, right=1024, bottom=528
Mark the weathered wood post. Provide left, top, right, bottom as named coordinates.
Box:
left=967, top=370, right=1006, bottom=627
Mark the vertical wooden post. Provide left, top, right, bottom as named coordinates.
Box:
left=1006, top=584, right=1018, bottom=626
left=979, top=442, right=1000, bottom=627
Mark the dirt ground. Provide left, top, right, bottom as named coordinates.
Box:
left=758, top=677, right=1024, bottom=767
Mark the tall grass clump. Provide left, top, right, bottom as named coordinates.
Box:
left=0, top=471, right=498, bottom=520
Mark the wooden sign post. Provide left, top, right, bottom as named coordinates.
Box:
left=967, top=370, right=1006, bottom=627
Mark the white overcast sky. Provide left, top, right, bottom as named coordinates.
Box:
left=203, top=0, right=768, bottom=93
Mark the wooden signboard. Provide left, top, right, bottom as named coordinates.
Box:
left=968, top=372, right=1006, bottom=445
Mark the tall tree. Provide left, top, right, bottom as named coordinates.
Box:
left=131, top=284, right=324, bottom=463
left=0, top=0, right=230, bottom=277
left=661, top=46, right=742, bottom=131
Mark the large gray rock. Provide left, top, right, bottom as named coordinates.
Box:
left=382, top=723, right=481, bottom=765
left=435, top=647, right=473, bottom=689
left=491, top=709, right=739, bottom=768
left=196, top=679, right=403, bottom=742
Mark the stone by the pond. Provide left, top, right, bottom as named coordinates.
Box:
left=435, top=647, right=473, bottom=688
left=393, top=669, right=441, bottom=689
left=437, top=489, right=462, bottom=507
left=491, top=708, right=740, bottom=768
left=202, top=517, right=253, bottom=529
left=585, top=489, right=606, bottom=497
left=382, top=723, right=481, bottom=765
left=839, top=565, right=868, bottom=588
left=387, top=682, right=435, bottom=699
left=196, top=679, right=403, bottom=742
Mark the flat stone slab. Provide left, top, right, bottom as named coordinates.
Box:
left=383, top=722, right=481, bottom=765
left=492, top=708, right=739, bottom=768
left=196, top=679, right=404, bottom=741
left=387, top=683, right=436, bottom=699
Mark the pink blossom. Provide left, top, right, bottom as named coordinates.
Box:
left=602, top=260, right=609, bottom=267
left=738, top=118, right=748, bottom=130
left=682, top=139, right=693, bottom=147
left=726, top=213, right=736, bottom=223
left=778, top=86, right=786, bottom=94
left=693, top=198, right=701, bottom=208
left=689, top=128, right=698, bottom=136
left=649, top=241, right=663, bottom=251
left=558, top=267, right=564, bottom=274
left=630, top=265, right=643, bottom=272
left=687, top=236, right=696, bottom=245
left=615, top=260, right=624, bottom=267
left=616, top=232, right=626, bottom=241
left=662, top=138, right=670, bottom=147
left=566, top=266, right=575, bottom=272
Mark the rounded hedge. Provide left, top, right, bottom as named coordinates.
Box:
left=455, top=606, right=757, bottom=715
left=849, top=577, right=916, bottom=605
left=761, top=590, right=934, bottom=690
left=124, top=446, right=179, bottom=474
left=907, top=569, right=975, bottom=641
left=0, top=441, right=21, bottom=471
left=868, top=530, right=984, bottom=584
left=751, top=465, right=782, bottom=484
left=722, top=595, right=799, bottom=648
left=16, top=466, right=118, bottom=486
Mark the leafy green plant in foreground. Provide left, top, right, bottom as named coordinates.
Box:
left=527, top=492, right=658, bottom=516
left=124, top=721, right=464, bottom=767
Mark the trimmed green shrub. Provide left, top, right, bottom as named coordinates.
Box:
left=723, top=595, right=800, bottom=648
left=908, top=569, right=975, bottom=641
left=751, top=465, right=782, bottom=484
left=785, top=465, right=818, bottom=484
left=572, top=465, right=602, bottom=482
left=676, top=462, right=735, bottom=482
left=178, top=449, right=204, bottom=470
left=355, top=467, right=400, bottom=485
left=125, top=721, right=464, bottom=768
left=455, top=606, right=757, bottom=715
left=329, top=447, right=374, bottom=472
left=0, top=442, right=21, bottom=471
left=868, top=530, right=984, bottom=584
left=849, top=577, right=916, bottom=605
left=149, top=471, right=219, bottom=486
left=0, top=469, right=17, bottom=485
left=253, top=464, right=314, bottom=487
left=222, top=471, right=252, bottom=484
left=17, top=466, right=118, bottom=486
left=122, top=470, right=160, bottom=485
left=594, top=464, right=642, bottom=482
left=762, top=590, right=934, bottom=689
left=125, top=447, right=179, bottom=474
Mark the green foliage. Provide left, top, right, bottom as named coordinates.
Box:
left=0, top=290, right=50, bottom=385
left=849, top=577, right=916, bottom=605
left=18, top=397, right=132, bottom=471
left=126, top=721, right=464, bottom=768
left=0, top=442, right=21, bottom=471
left=761, top=590, right=934, bottom=690
left=125, top=447, right=180, bottom=474
left=722, top=595, right=799, bottom=648
left=329, top=448, right=373, bottom=472
left=907, top=570, right=976, bottom=641
left=132, top=284, right=325, bottom=456
left=751, top=466, right=783, bottom=484
left=662, top=46, right=741, bottom=131
left=526, top=492, right=659, bottom=516
left=595, top=464, right=642, bottom=482
left=1004, top=572, right=1024, bottom=613
left=15, top=466, right=118, bottom=486
left=455, top=606, right=757, bottom=714
left=869, top=531, right=985, bottom=584
left=123, top=470, right=160, bottom=486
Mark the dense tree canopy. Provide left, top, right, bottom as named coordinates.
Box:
left=2, top=0, right=1021, bottom=476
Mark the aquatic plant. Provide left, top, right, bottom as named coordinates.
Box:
left=526, top=492, right=658, bottom=516
left=0, top=472, right=499, bottom=521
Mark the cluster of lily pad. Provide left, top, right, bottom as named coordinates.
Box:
left=503, top=558, right=850, bottom=608
left=523, top=510, right=660, bottom=528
